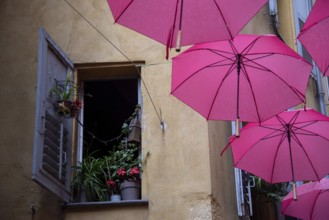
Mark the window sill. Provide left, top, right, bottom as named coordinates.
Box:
left=64, top=200, right=149, bottom=209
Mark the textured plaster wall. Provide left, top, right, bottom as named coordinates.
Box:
left=0, top=0, right=217, bottom=219
left=64, top=206, right=149, bottom=220
left=0, top=0, right=64, bottom=219
left=208, top=121, right=238, bottom=220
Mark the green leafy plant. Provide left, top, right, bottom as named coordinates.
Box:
left=103, top=139, right=141, bottom=195
left=50, top=71, right=78, bottom=101
left=254, top=176, right=289, bottom=202
left=71, top=156, right=108, bottom=202
left=71, top=108, right=142, bottom=201
left=49, top=71, right=82, bottom=117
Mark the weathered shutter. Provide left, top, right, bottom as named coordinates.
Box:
left=32, top=28, right=74, bottom=202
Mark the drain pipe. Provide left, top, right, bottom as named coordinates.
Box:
left=314, top=68, right=327, bottom=115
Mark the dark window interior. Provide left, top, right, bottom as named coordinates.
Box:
left=83, top=78, right=138, bottom=158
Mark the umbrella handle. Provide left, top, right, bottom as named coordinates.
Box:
left=175, top=0, right=184, bottom=52
left=235, top=118, right=240, bottom=137
left=176, top=30, right=182, bottom=52
left=292, top=181, right=297, bottom=200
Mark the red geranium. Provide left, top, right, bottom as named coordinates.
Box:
left=117, top=168, right=126, bottom=177
left=129, top=167, right=140, bottom=175
left=73, top=99, right=82, bottom=109
left=106, top=179, right=116, bottom=188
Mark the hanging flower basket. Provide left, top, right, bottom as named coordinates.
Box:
left=55, top=99, right=81, bottom=118
left=50, top=71, right=82, bottom=118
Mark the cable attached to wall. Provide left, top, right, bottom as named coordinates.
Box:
left=64, top=0, right=164, bottom=125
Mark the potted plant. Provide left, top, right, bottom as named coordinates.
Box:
left=71, top=155, right=109, bottom=202
left=104, top=140, right=141, bottom=200
left=49, top=71, right=82, bottom=117
left=102, top=108, right=142, bottom=200
left=104, top=153, right=121, bottom=201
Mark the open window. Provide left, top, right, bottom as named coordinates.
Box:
left=32, top=28, right=143, bottom=203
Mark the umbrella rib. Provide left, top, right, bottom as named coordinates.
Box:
left=228, top=40, right=239, bottom=56
left=290, top=132, right=322, bottom=181
left=188, top=47, right=236, bottom=60
left=113, top=0, right=135, bottom=23
left=242, top=53, right=274, bottom=63
left=270, top=132, right=288, bottom=183
left=206, top=62, right=238, bottom=119
left=292, top=122, right=329, bottom=143
left=171, top=58, right=235, bottom=94
left=239, top=58, right=262, bottom=122
left=309, top=190, right=323, bottom=220
left=240, top=35, right=263, bottom=55
left=260, top=131, right=286, bottom=140
left=292, top=134, right=320, bottom=180
left=212, top=0, right=233, bottom=39
left=244, top=57, right=306, bottom=102
left=172, top=47, right=238, bottom=94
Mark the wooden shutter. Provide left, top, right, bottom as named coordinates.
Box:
left=32, top=28, right=74, bottom=202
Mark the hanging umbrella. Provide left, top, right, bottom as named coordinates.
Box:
left=171, top=34, right=311, bottom=135
left=221, top=109, right=329, bottom=199
left=297, top=0, right=329, bottom=76
left=281, top=178, right=329, bottom=220
left=107, top=0, right=268, bottom=52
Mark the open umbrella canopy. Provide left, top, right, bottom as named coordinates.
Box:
left=107, top=0, right=268, bottom=51
left=281, top=178, right=329, bottom=220
left=172, top=35, right=311, bottom=128
left=297, top=0, right=329, bottom=76
left=222, top=109, right=329, bottom=194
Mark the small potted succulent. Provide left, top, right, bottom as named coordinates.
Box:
left=49, top=71, right=82, bottom=117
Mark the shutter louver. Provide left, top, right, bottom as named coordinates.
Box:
left=41, top=111, right=68, bottom=183
left=32, top=28, right=74, bottom=202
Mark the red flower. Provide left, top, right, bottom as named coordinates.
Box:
left=73, top=99, right=82, bottom=109
left=117, top=168, right=126, bottom=176
left=106, top=179, right=116, bottom=188
left=130, top=167, right=140, bottom=175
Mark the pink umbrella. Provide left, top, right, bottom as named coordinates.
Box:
left=281, top=178, right=329, bottom=220
left=172, top=34, right=311, bottom=135
left=222, top=109, right=329, bottom=199
left=297, top=0, right=329, bottom=76
left=107, top=0, right=268, bottom=52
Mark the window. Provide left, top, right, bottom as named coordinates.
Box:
left=75, top=63, right=141, bottom=163
left=32, top=28, right=143, bottom=203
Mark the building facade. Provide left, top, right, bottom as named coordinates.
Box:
left=0, top=0, right=327, bottom=220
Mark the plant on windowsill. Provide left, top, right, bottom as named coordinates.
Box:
left=71, top=155, right=109, bottom=202
left=104, top=108, right=142, bottom=201
left=49, top=71, right=82, bottom=118
left=71, top=107, right=142, bottom=202
left=104, top=139, right=141, bottom=201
